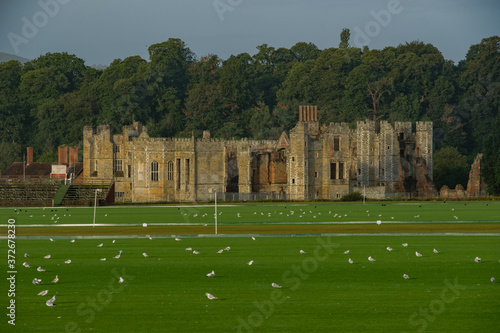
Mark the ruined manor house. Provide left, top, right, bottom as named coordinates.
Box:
left=83, top=105, right=435, bottom=202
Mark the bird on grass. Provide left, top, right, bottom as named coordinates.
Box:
left=97, top=243, right=103, bottom=247
left=402, top=243, right=408, bottom=247
left=474, top=257, right=481, bottom=263
left=491, top=277, right=495, bottom=283
left=387, top=247, right=393, bottom=251
left=193, top=250, right=200, bottom=255
left=44, top=255, right=51, bottom=259
left=118, top=277, right=124, bottom=284
left=49, top=295, right=56, bottom=303
left=142, top=253, right=148, bottom=258
left=185, top=247, right=193, bottom=251
left=217, top=249, right=224, bottom=254
left=251, top=237, right=256, bottom=241
left=65, top=259, right=72, bottom=264
left=403, top=274, right=409, bottom=280
left=205, top=293, right=218, bottom=300
left=100, top=258, right=106, bottom=261
left=114, top=254, right=121, bottom=259
left=224, top=247, right=231, bottom=251
left=32, top=278, right=42, bottom=285
left=433, top=248, right=439, bottom=254
left=415, top=252, right=423, bottom=257
left=70, top=239, right=75, bottom=243
left=300, top=250, right=306, bottom=254
left=175, top=237, right=182, bottom=241
left=46, top=300, right=56, bottom=307
left=272, top=283, right=282, bottom=288
left=368, top=256, right=376, bottom=262
left=247, top=260, right=254, bottom=266
left=343, top=250, right=350, bottom=254
left=52, top=275, right=59, bottom=283
left=24, top=253, right=29, bottom=258
left=206, top=270, right=215, bottom=277
left=37, top=266, right=45, bottom=272
left=23, top=262, right=30, bottom=268
left=38, top=290, right=48, bottom=296
left=348, top=258, right=354, bottom=264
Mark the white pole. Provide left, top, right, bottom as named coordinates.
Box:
left=93, top=189, right=98, bottom=227
left=214, top=189, right=218, bottom=235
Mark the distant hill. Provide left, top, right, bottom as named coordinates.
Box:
left=0, top=52, right=30, bottom=64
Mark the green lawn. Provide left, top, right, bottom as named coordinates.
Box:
left=2, top=201, right=500, bottom=226
left=2, top=235, right=499, bottom=332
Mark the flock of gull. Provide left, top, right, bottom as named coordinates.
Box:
left=19, top=206, right=498, bottom=308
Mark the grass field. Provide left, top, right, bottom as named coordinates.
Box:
left=1, top=202, right=500, bottom=332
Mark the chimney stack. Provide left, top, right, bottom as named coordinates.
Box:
left=58, top=146, right=68, bottom=165
left=27, top=147, right=34, bottom=165
left=69, top=147, right=78, bottom=165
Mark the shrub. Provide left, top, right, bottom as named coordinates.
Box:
left=340, top=191, right=364, bottom=201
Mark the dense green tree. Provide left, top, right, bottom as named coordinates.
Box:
left=433, top=146, right=469, bottom=190
left=482, top=116, right=500, bottom=195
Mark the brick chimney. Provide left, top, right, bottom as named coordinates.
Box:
left=27, top=147, right=34, bottom=165
left=69, top=147, right=78, bottom=165
left=58, top=146, right=68, bottom=165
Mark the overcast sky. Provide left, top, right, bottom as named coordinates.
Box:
left=1, top=0, right=499, bottom=66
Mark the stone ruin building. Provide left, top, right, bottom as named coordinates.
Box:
left=82, top=105, right=436, bottom=202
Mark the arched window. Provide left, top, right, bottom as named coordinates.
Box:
left=167, top=161, right=174, bottom=181
left=151, top=162, right=159, bottom=181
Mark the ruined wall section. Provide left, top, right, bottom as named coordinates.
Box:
left=356, top=120, right=376, bottom=187
left=378, top=121, right=399, bottom=187
left=289, top=122, right=308, bottom=200
left=321, top=122, right=351, bottom=199
left=83, top=125, right=114, bottom=183
left=416, top=121, right=433, bottom=181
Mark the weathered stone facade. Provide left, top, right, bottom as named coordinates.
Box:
left=83, top=106, right=435, bottom=202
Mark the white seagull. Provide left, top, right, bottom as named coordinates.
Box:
left=343, top=250, right=350, bottom=254
left=46, top=300, right=56, bottom=307
left=206, top=270, right=215, bottom=277
left=185, top=247, right=193, bottom=251
left=272, top=282, right=282, bottom=288
left=251, top=237, right=256, bottom=241
left=97, top=243, right=103, bottom=247
left=38, top=290, right=49, bottom=296
left=114, top=254, right=121, bottom=259
left=24, top=253, right=29, bottom=257
left=52, top=275, right=59, bottom=283
left=70, top=239, right=75, bottom=243
left=32, top=278, right=42, bottom=285
left=142, top=253, right=149, bottom=258
left=248, top=260, right=254, bottom=266
left=118, top=277, right=124, bottom=284
left=44, top=254, right=51, bottom=259
left=65, top=259, right=72, bottom=264
left=217, top=249, right=224, bottom=254
left=23, top=262, right=30, bottom=268
left=224, top=247, right=231, bottom=251
left=175, top=237, right=182, bottom=241
left=402, top=243, right=408, bottom=247
left=100, top=258, right=106, bottom=261
left=433, top=248, right=439, bottom=254
left=37, top=266, right=45, bottom=272
left=415, top=252, right=423, bottom=257
left=348, top=258, right=354, bottom=264
left=403, top=274, right=409, bottom=280
left=387, top=247, right=393, bottom=251
left=474, top=257, right=481, bottom=263
left=368, top=256, right=376, bottom=262
left=299, top=250, right=306, bottom=254
left=193, top=250, right=200, bottom=255
left=49, top=238, right=54, bottom=242
left=205, top=292, right=218, bottom=300
left=491, top=277, right=495, bottom=283
left=49, top=295, right=56, bottom=303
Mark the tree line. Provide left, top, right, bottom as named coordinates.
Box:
left=0, top=32, right=499, bottom=193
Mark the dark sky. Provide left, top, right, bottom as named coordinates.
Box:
left=1, top=0, right=499, bottom=66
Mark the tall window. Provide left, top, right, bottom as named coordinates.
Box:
left=338, top=162, right=344, bottom=179
left=185, top=159, right=190, bottom=184
left=167, top=161, right=174, bottom=181
left=113, top=145, right=121, bottom=153
left=151, top=162, right=159, bottom=181
left=113, top=159, right=123, bottom=172
left=334, top=136, right=340, bottom=151
left=330, top=163, right=336, bottom=180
